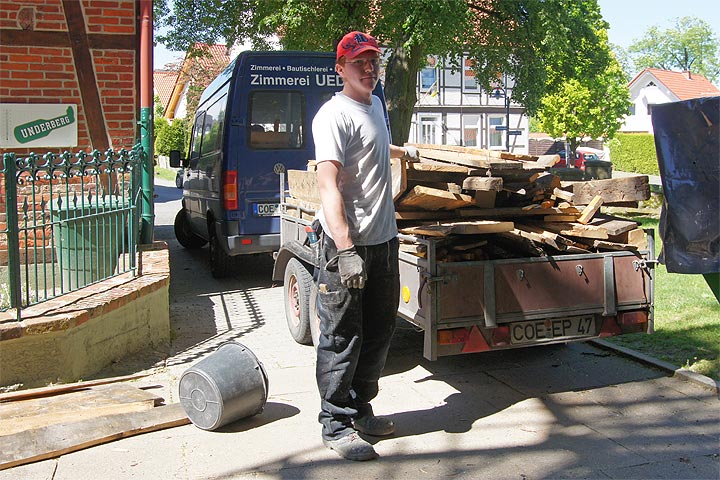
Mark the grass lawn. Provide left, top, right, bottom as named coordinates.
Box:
left=155, top=166, right=177, bottom=183
left=605, top=216, right=720, bottom=380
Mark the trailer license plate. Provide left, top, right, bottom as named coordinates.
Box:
left=510, top=315, right=596, bottom=344
left=253, top=203, right=280, bottom=217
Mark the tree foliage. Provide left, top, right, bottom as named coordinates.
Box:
left=155, top=118, right=187, bottom=156
left=628, top=16, right=720, bottom=83
left=154, top=0, right=614, bottom=143
left=537, top=60, right=630, bottom=155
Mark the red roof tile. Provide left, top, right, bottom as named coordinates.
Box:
left=153, top=70, right=179, bottom=111
left=629, top=68, right=720, bottom=101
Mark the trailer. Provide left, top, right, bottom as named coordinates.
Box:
left=272, top=155, right=655, bottom=361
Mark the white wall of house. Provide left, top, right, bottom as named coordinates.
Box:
left=621, top=71, right=678, bottom=134
left=408, top=56, right=528, bottom=154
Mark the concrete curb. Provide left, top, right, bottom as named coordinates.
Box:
left=591, top=338, right=719, bottom=394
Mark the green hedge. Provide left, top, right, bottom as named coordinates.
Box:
left=607, top=133, right=659, bottom=175
left=155, top=118, right=187, bottom=156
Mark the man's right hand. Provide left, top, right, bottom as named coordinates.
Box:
left=327, top=246, right=367, bottom=289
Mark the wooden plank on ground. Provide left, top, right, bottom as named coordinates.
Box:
left=0, top=383, right=163, bottom=436
left=0, top=374, right=149, bottom=403
left=396, top=185, right=474, bottom=211
left=577, top=195, right=604, bottom=224
left=0, top=403, right=189, bottom=470
left=572, top=175, right=650, bottom=205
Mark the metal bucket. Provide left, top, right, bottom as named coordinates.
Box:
left=179, top=341, right=269, bottom=430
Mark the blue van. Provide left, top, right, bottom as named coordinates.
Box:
left=170, top=51, right=388, bottom=277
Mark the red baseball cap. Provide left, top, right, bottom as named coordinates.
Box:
left=336, top=31, right=381, bottom=61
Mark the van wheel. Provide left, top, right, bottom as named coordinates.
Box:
left=284, top=258, right=313, bottom=345
left=174, top=209, right=207, bottom=249
left=209, top=227, right=233, bottom=278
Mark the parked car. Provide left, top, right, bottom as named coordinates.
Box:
left=175, top=168, right=185, bottom=189
left=551, top=147, right=607, bottom=171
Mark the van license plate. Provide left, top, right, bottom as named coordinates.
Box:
left=253, top=203, right=280, bottom=217
left=510, top=315, right=596, bottom=344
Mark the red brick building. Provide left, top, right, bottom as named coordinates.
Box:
left=0, top=0, right=141, bottom=156
left=0, top=0, right=143, bottom=264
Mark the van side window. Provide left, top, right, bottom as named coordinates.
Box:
left=189, top=112, right=205, bottom=169
left=200, top=94, right=227, bottom=157
left=249, top=91, right=304, bottom=149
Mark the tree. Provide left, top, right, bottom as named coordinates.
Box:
left=628, top=16, right=720, bottom=83
left=537, top=59, right=630, bottom=156
left=155, top=118, right=187, bottom=156
left=154, top=0, right=614, bottom=144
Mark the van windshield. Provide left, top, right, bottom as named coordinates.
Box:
left=249, top=91, right=304, bottom=149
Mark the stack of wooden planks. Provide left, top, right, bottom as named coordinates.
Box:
left=0, top=375, right=189, bottom=470
left=284, top=144, right=651, bottom=261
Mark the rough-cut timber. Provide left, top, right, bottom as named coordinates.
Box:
left=572, top=176, right=651, bottom=205
left=399, top=220, right=514, bottom=237
left=396, top=185, right=474, bottom=211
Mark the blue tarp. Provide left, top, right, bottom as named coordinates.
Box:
left=651, top=96, right=719, bottom=274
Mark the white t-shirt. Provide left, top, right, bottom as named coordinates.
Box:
left=312, top=92, right=397, bottom=246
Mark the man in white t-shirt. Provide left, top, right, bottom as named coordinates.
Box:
left=312, top=31, right=418, bottom=461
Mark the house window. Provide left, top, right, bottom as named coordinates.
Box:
left=628, top=104, right=635, bottom=115
left=420, top=56, right=438, bottom=91
left=463, top=115, right=480, bottom=147
left=647, top=104, right=653, bottom=116
left=488, top=115, right=504, bottom=148
left=463, top=57, right=478, bottom=90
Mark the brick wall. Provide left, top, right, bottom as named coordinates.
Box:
left=0, top=0, right=140, bottom=265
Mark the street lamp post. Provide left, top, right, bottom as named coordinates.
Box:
left=493, top=73, right=511, bottom=151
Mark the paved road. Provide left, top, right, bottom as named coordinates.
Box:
left=4, top=177, right=717, bottom=479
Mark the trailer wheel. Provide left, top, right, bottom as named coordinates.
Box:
left=284, top=258, right=313, bottom=345
left=174, top=208, right=207, bottom=249
left=209, top=226, right=233, bottom=278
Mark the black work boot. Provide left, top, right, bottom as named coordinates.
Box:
left=322, top=431, right=378, bottom=461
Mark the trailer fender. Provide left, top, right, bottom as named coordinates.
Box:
left=273, top=240, right=316, bottom=282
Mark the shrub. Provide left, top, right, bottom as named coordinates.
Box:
left=607, top=133, right=659, bottom=175
left=155, top=118, right=187, bottom=156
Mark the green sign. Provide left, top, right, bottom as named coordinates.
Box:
left=13, top=106, right=76, bottom=144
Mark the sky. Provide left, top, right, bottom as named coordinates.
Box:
left=153, top=1, right=720, bottom=70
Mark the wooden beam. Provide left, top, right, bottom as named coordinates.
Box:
left=399, top=220, right=514, bottom=237
left=0, top=404, right=189, bottom=470
left=572, top=176, right=650, bottom=205
left=0, top=373, right=150, bottom=403
left=462, top=176, right=503, bottom=191
left=396, top=185, right=474, bottom=211
left=63, top=0, right=109, bottom=151
left=577, top=195, right=604, bottom=224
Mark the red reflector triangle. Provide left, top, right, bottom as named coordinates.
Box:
left=461, top=326, right=490, bottom=353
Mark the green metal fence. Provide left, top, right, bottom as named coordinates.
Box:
left=1, top=146, right=143, bottom=320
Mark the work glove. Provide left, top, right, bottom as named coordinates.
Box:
left=402, top=145, right=419, bottom=162
left=326, top=246, right=367, bottom=289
